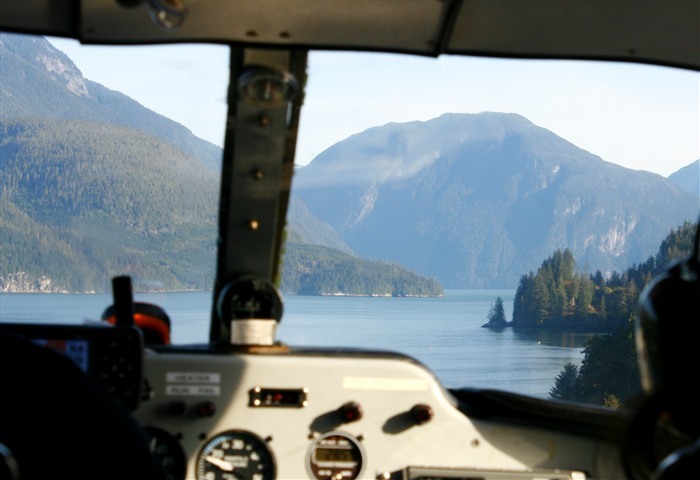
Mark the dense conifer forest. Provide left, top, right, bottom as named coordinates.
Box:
left=512, top=221, right=697, bottom=333
left=544, top=221, right=697, bottom=407
left=281, top=244, right=443, bottom=297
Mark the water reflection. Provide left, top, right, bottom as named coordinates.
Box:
left=511, top=328, right=597, bottom=348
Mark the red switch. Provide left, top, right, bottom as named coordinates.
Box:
left=338, top=401, right=363, bottom=423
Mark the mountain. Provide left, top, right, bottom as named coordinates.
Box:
left=1, top=117, right=219, bottom=292
left=0, top=33, right=223, bottom=291
left=294, top=113, right=698, bottom=288
left=0, top=33, right=221, bottom=170
left=667, top=160, right=699, bottom=198
left=0, top=33, right=440, bottom=294
left=286, top=195, right=353, bottom=253
left=0, top=116, right=433, bottom=293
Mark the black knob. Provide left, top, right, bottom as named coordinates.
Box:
left=167, top=400, right=187, bottom=416
left=410, top=404, right=433, bottom=425
left=338, top=401, right=363, bottom=423
left=197, top=401, right=216, bottom=417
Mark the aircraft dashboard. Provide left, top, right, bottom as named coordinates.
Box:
left=138, top=345, right=618, bottom=480
left=0, top=314, right=626, bottom=480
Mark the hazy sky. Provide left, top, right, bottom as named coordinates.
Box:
left=49, top=38, right=699, bottom=177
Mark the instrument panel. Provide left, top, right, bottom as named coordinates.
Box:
left=133, top=347, right=625, bottom=480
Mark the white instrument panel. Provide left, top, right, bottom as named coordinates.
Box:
left=134, top=348, right=625, bottom=480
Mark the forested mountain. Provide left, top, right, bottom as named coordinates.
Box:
left=667, top=159, right=699, bottom=198
left=281, top=244, right=442, bottom=296
left=294, top=113, right=697, bottom=288
left=0, top=116, right=438, bottom=294
left=1, top=33, right=223, bottom=291
left=0, top=33, right=440, bottom=294
left=1, top=117, right=219, bottom=292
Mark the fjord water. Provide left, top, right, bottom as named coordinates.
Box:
left=0, top=290, right=591, bottom=399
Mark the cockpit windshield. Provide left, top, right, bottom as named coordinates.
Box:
left=1, top=33, right=698, bottom=408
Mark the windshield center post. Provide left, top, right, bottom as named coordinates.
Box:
left=210, top=47, right=306, bottom=345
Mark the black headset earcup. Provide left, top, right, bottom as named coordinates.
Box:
left=636, top=257, right=700, bottom=435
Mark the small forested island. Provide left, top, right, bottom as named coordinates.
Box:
left=482, top=296, right=508, bottom=329
left=281, top=243, right=443, bottom=297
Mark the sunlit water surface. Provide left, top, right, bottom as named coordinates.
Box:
left=0, top=290, right=593, bottom=398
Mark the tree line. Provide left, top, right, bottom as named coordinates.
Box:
left=509, top=220, right=697, bottom=333
left=281, top=243, right=443, bottom=297
left=547, top=221, right=697, bottom=407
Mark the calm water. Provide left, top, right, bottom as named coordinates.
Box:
left=0, top=290, right=593, bottom=398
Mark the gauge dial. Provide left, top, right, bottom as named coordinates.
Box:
left=238, top=66, right=298, bottom=108
left=196, top=430, right=275, bottom=480
left=217, top=278, right=283, bottom=323
left=145, top=426, right=186, bottom=480
left=307, top=432, right=365, bottom=480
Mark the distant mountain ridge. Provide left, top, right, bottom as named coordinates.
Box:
left=294, top=113, right=697, bottom=288
left=667, top=160, right=699, bottom=198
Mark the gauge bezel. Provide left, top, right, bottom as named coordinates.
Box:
left=306, top=430, right=366, bottom=480
left=195, top=429, right=276, bottom=480
left=144, top=426, right=187, bottom=480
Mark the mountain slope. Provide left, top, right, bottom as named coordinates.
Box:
left=0, top=33, right=221, bottom=170
left=0, top=34, right=224, bottom=291
left=0, top=117, right=438, bottom=294
left=667, top=160, right=699, bottom=198
left=294, top=113, right=697, bottom=288
left=286, top=195, right=353, bottom=253
left=1, top=117, right=219, bottom=291
left=281, top=244, right=442, bottom=296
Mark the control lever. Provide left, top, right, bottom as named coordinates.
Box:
left=112, top=275, right=135, bottom=327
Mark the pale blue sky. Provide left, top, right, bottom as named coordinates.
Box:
left=49, top=38, right=699, bottom=177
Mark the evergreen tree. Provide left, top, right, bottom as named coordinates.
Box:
left=593, top=270, right=605, bottom=288
left=484, top=296, right=507, bottom=328
left=655, top=221, right=697, bottom=271
left=574, top=319, right=641, bottom=405
left=598, top=295, right=607, bottom=322
left=513, top=273, right=536, bottom=326
left=549, top=362, right=580, bottom=402
left=574, top=273, right=594, bottom=318
left=533, top=273, right=551, bottom=325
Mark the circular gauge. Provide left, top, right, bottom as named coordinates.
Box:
left=217, top=278, right=283, bottom=323
left=145, top=427, right=186, bottom=480
left=238, top=66, right=298, bottom=108
left=306, top=432, right=365, bottom=480
left=196, top=430, right=275, bottom=480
